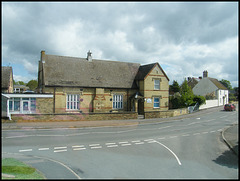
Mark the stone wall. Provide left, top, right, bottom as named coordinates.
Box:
left=10, top=112, right=138, bottom=122
left=144, top=108, right=188, bottom=119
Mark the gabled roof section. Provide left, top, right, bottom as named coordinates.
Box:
left=135, top=62, right=169, bottom=81
left=208, top=78, right=228, bottom=90
left=1, top=66, right=13, bottom=89
left=42, top=54, right=140, bottom=89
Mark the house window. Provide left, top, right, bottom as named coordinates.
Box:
left=113, top=94, right=123, bottom=109
left=67, top=94, right=80, bottom=110
left=30, top=98, right=36, bottom=111
left=153, top=97, right=160, bottom=108
left=154, top=79, right=160, bottom=90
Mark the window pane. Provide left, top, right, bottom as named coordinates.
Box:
left=23, top=102, right=29, bottom=111
left=30, top=98, right=36, bottom=111
left=9, top=101, right=13, bottom=111
left=14, top=100, right=20, bottom=111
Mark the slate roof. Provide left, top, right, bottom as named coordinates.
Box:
left=1, top=67, right=13, bottom=89
left=42, top=54, right=141, bottom=89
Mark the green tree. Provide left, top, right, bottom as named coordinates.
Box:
left=180, top=79, right=194, bottom=107
left=193, top=95, right=206, bottom=106
left=219, top=79, right=232, bottom=90
left=26, top=80, right=38, bottom=91
left=169, top=80, right=180, bottom=93
left=16, top=81, right=26, bottom=85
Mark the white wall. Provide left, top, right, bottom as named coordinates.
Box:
left=199, top=100, right=219, bottom=110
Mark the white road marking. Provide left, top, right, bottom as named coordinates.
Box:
left=38, top=148, right=49, bottom=151
left=158, top=137, right=166, bottom=140
left=119, top=141, right=129, bottom=144
left=19, top=149, right=32, bottom=152
left=89, top=144, right=100, bottom=147
left=144, top=139, right=155, bottom=142
left=105, top=143, right=116, bottom=145
left=54, top=149, right=67, bottom=153
left=90, top=146, right=102, bottom=149
left=131, top=140, right=141, bottom=143
left=218, top=129, right=222, bottom=132
left=73, top=147, right=86, bottom=151
left=121, top=143, right=131, bottom=146
left=107, top=145, right=118, bottom=147
left=181, top=134, right=189, bottom=137
left=202, top=132, right=208, bottom=134
left=153, top=140, right=182, bottom=166
left=72, top=145, right=85, bottom=148
left=210, top=131, right=216, bottom=133
left=193, top=133, right=201, bottom=135
left=54, top=146, right=67, bottom=149
left=134, top=142, right=144, bottom=145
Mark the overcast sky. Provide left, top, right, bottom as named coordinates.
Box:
left=2, top=1, right=238, bottom=87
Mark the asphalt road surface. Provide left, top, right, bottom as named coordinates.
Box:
left=2, top=108, right=238, bottom=179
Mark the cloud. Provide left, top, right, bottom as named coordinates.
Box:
left=2, top=2, right=238, bottom=87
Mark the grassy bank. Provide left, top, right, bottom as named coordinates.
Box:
left=2, top=158, right=45, bottom=179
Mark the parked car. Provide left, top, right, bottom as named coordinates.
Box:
left=224, top=104, right=236, bottom=111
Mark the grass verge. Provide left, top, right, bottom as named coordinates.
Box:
left=2, top=158, right=45, bottom=179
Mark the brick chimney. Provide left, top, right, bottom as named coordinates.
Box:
left=87, top=50, right=92, bottom=61
left=203, top=70, right=208, bottom=78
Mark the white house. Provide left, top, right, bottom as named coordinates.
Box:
left=192, top=71, right=229, bottom=109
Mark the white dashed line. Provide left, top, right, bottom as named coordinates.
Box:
left=202, top=132, right=208, bottom=134
left=121, top=143, right=131, bottom=146
left=105, top=143, right=116, bottom=145
left=72, top=145, right=85, bottom=148
left=158, top=137, right=166, bottom=140
left=193, top=133, right=201, bottom=135
left=131, top=140, right=141, bottom=143
left=107, top=145, right=118, bottom=147
left=119, top=141, right=129, bottom=144
left=38, top=148, right=49, bottom=151
left=54, top=149, right=67, bottom=153
left=73, top=147, right=86, bottom=151
left=210, top=131, right=216, bottom=133
left=134, top=142, right=144, bottom=145
left=19, top=149, right=32, bottom=152
left=89, top=144, right=100, bottom=147
left=54, top=146, right=67, bottom=149
left=90, top=146, right=102, bottom=149
left=181, top=134, right=190, bottom=137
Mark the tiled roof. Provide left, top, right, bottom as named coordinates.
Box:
left=42, top=54, right=141, bottom=89
left=208, top=78, right=228, bottom=90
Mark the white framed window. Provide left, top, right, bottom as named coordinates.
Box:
left=113, top=94, right=123, bottom=109
left=9, top=98, right=36, bottom=113
left=154, top=79, right=160, bottom=90
left=153, top=97, right=160, bottom=108
left=67, top=94, right=80, bottom=110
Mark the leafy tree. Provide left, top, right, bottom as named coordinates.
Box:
left=26, top=80, right=38, bottom=91
left=193, top=95, right=206, bottom=106
left=219, top=79, right=232, bottom=90
left=16, top=81, right=26, bottom=85
left=180, top=79, right=194, bottom=107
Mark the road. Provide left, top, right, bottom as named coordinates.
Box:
left=2, top=107, right=238, bottom=179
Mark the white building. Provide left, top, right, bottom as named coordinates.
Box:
left=192, top=71, right=229, bottom=109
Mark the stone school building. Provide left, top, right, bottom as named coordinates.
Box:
left=37, top=50, right=170, bottom=115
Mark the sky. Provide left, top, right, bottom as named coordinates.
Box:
left=2, top=1, right=239, bottom=87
